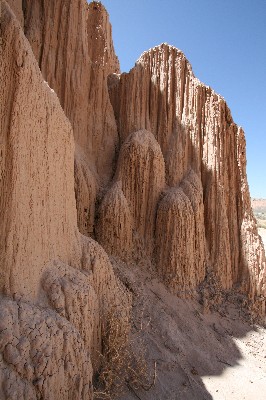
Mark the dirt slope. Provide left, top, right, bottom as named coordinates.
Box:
left=114, top=261, right=266, bottom=400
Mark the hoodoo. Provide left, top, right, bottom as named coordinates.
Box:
left=1, top=0, right=265, bottom=399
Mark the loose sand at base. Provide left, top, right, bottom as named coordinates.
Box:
left=202, top=326, right=266, bottom=399
left=114, top=260, right=266, bottom=400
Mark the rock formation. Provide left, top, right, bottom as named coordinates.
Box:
left=115, top=129, right=165, bottom=252
left=22, top=0, right=120, bottom=239
left=108, top=44, right=265, bottom=307
left=0, top=297, right=93, bottom=400
left=155, top=170, right=206, bottom=295
left=1, top=0, right=265, bottom=398
left=0, top=2, right=130, bottom=398
left=0, top=0, right=80, bottom=299
left=96, top=181, right=133, bottom=260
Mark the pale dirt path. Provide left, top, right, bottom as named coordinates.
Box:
left=202, top=326, right=266, bottom=399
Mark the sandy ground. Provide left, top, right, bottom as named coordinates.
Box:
left=113, top=259, right=266, bottom=400
left=202, top=326, right=266, bottom=399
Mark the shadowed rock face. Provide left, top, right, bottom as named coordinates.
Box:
left=1, top=0, right=266, bottom=398
left=115, top=129, right=166, bottom=250
left=96, top=181, right=134, bottom=260
left=108, top=44, right=265, bottom=305
left=155, top=170, right=207, bottom=294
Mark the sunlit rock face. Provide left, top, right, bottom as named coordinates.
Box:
left=0, top=2, right=131, bottom=398
left=1, top=0, right=265, bottom=398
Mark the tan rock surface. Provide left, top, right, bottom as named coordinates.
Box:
left=42, top=237, right=131, bottom=369
left=96, top=181, right=133, bottom=260
left=0, top=3, right=131, bottom=398
left=22, top=0, right=120, bottom=237
left=155, top=170, right=207, bottom=294
left=10, top=0, right=263, bottom=310
left=0, top=297, right=93, bottom=400
left=237, top=129, right=265, bottom=313
left=115, top=129, right=165, bottom=253
left=41, top=260, right=99, bottom=364
left=5, top=0, right=23, bottom=26
left=0, top=1, right=80, bottom=299
left=1, top=0, right=266, bottom=399
left=180, top=169, right=207, bottom=284
left=74, top=148, right=98, bottom=237
left=108, top=43, right=265, bottom=303
left=80, top=235, right=131, bottom=340
left=156, top=186, right=196, bottom=293
left=5, top=0, right=264, bottom=310
left=22, top=0, right=119, bottom=171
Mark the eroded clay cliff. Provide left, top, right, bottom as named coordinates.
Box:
left=0, top=2, right=130, bottom=399
left=22, top=0, right=120, bottom=238
left=108, top=44, right=265, bottom=309
left=0, top=0, right=80, bottom=299
left=1, top=0, right=266, bottom=399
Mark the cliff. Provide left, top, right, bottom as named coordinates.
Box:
left=0, top=0, right=80, bottom=299
left=0, top=2, right=130, bottom=399
left=108, top=44, right=265, bottom=307
left=1, top=0, right=265, bottom=399
left=22, top=0, right=120, bottom=237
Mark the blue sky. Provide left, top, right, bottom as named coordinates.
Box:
left=101, top=0, right=266, bottom=198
